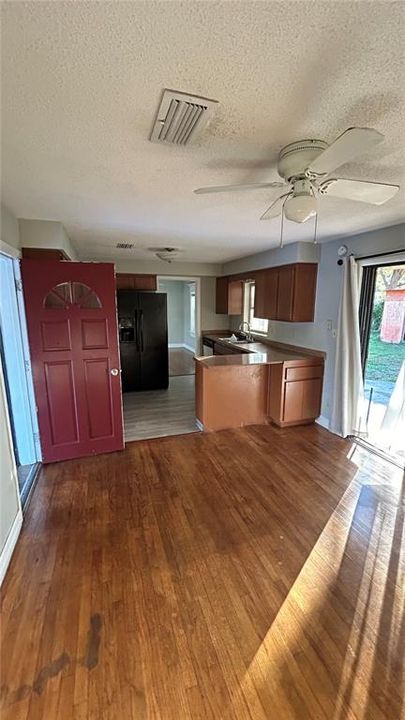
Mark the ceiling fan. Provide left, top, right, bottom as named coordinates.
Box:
left=194, top=127, right=400, bottom=224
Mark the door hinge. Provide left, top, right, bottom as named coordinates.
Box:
left=15, top=278, right=23, bottom=292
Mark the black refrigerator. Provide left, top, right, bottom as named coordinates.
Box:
left=117, top=291, right=168, bottom=392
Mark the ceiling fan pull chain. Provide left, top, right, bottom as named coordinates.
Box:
left=313, top=211, right=318, bottom=244
left=279, top=196, right=288, bottom=248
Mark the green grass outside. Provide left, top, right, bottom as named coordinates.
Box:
left=365, top=330, right=405, bottom=384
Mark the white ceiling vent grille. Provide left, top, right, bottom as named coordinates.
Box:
left=150, top=89, right=218, bottom=146
left=116, top=243, right=135, bottom=249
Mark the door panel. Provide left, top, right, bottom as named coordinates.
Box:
left=21, top=260, right=124, bottom=462
left=44, top=360, right=79, bottom=445
left=83, top=358, right=113, bottom=438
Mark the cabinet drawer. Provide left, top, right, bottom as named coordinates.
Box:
left=285, top=365, right=323, bottom=382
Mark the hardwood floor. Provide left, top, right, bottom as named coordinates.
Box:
left=169, top=348, right=195, bottom=377
left=1, top=424, right=403, bottom=720
left=123, top=375, right=198, bottom=441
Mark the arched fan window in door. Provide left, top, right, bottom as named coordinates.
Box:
left=44, top=281, right=102, bottom=309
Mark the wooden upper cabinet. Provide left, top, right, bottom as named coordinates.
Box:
left=216, top=277, right=243, bottom=315
left=276, top=265, right=295, bottom=321
left=257, top=263, right=317, bottom=322
left=254, top=268, right=279, bottom=319
left=115, top=273, right=157, bottom=291
left=277, top=263, right=317, bottom=322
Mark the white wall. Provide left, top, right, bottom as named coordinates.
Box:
left=1, top=204, right=21, bottom=255
left=18, top=218, right=77, bottom=260
left=104, top=257, right=222, bottom=278
left=183, top=282, right=196, bottom=352
left=223, top=224, right=405, bottom=425
left=223, top=241, right=320, bottom=275
left=159, top=280, right=185, bottom=345
left=0, top=206, right=23, bottom=583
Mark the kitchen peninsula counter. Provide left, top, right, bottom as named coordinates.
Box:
left=195, top=337, right=324, bottom=432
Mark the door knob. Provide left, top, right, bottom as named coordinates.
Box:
left=110, top=368, right=120, bottom=376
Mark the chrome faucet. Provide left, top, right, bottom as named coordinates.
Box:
left=238, top=321, right=253, bottom=341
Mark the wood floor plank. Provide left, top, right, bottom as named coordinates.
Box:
left=1, top=424, right=403, bottom=719
left=123, top=375, right=198, bottom=442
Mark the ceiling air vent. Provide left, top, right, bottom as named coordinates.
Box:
left=150, top=89, right=218, bottom=146
left=116, top=243, right=135, bottom=249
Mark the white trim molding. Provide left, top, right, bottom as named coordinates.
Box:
left=0, top=510, right=23, bottom=586
left=0, top=241, right=21, bottom=258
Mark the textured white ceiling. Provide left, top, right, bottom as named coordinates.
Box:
left=2, top=1, right=404, bottom=262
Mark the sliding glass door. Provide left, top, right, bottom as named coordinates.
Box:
left=360, top=261, right=405, bottom=464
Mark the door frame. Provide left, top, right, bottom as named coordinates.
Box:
left=359, top=253, right=405, bottom=377
left=0, top=252, right=41, bottom=465
left=157, top=276, right=201, bottom=354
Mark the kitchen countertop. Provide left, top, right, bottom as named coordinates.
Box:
left=197, top=334, right=322, bottom=368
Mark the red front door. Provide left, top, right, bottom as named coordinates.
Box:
left=21, top=260, right=124, bottom=463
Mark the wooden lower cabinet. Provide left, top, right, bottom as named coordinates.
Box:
left=268, top=360, right=323, bottom=427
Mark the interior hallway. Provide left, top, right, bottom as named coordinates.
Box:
left=169, top=347, right=195, bottom=377
left=1, top=424, right=403, bottom=720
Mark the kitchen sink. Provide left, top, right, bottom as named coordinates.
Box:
left=218, top=337, right=255, bottom=344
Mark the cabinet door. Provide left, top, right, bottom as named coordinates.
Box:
left=283, top=378, right=322, bottom=423
left=116, top=273, right=135, bottom=290
left=216, top=277, right=229, bottom=314
left=116, top=274, right=157, bottom=291
left=254, top=269, right=279, bottom=319
left=254, top=271, right=266, bottom=318
left=228, top=280, right=243, bottom=315
left=291, top=264, right=317, bottom=322
left=132, top=275, right=157, bottom=291
left=264, top=268, right=279, bottom=318
left=276, top=265, right=295, bottom=321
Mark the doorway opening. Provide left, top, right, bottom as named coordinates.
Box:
left=0, top=253, right=41, bottom=506
left=360, top=260, right=405, bottom=465
left=159, top=278, right=198, bottom=377
left=122, top=277, right=201, bottom=443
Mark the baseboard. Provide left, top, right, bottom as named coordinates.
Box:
left=0, top=509, right=23, bottom=586
left=316, top=415, right=330, bottom=430
left=183, top=343, right=196, bottom=353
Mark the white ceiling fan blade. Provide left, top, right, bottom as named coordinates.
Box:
left=320, top=178, right=399, bottom=205
left=194, top=181, right=285, bottom=194
left=260, top=192, right=292, bottom=220
left=309, top=128, right=384, bottom=176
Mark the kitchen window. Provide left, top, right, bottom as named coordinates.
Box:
left=245, top=282, right=268, bottom=334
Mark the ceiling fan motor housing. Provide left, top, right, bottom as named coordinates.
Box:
left=278, top=139, right=328, bottom=181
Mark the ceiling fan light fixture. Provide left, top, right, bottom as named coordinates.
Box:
left=284, top=193, right=317, bottom=223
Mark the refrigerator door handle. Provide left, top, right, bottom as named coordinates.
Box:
left=134, top=310, right=139, bottom=350
left=140, top=311, right=144, bottom=352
